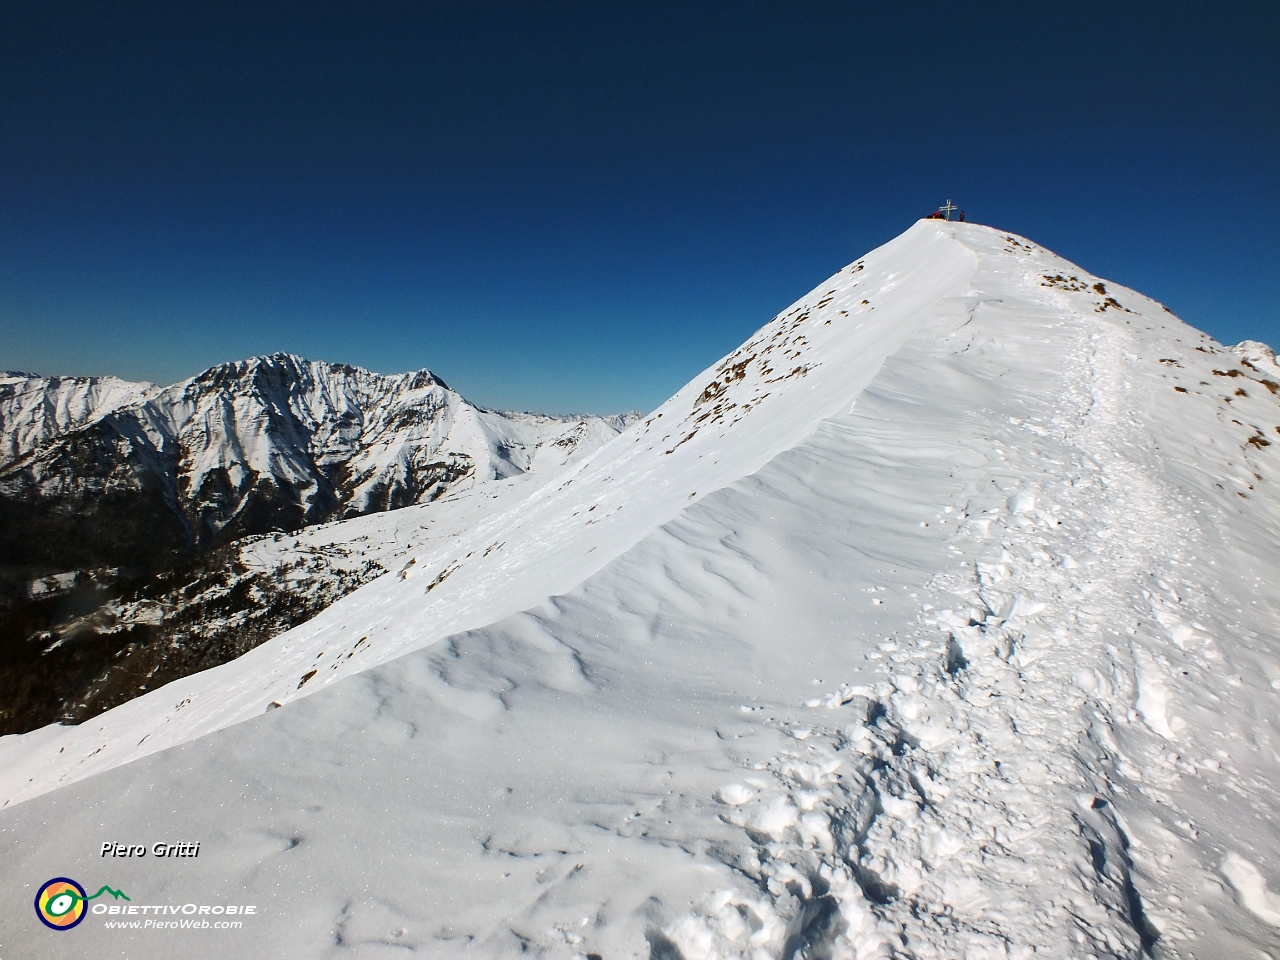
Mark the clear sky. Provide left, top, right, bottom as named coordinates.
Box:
left=1, top=2, right=1276, bottom=415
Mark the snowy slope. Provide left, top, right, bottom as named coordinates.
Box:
left=0, top=357, right=634, bottom=736
left=3, top=222, right=1280, bottom=959
left=0, top=222, right=978, bottom=787
left=94, top=467, right=582, bottom=671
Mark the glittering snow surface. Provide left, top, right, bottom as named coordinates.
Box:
left=3, top=221, right=1280, bottom=959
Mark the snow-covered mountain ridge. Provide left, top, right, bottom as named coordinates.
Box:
left=0, top=371, right=160, bottom=467
left=3, top=221, right=1279, bottom=959
left=0, top=353, right=633, bottom=574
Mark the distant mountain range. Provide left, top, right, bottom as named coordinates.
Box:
left=0, top=354, right=636, bottom=732
left=0, top=353, right=634, bottom=579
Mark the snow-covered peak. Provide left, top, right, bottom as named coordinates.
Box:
left=1233, top=339, right=1280, bottom=374
left=5, top=221, right=1279, bottom=959
left=0, top=219, right=1065, bottom=783
left=179, top=352, right=447, bottom=396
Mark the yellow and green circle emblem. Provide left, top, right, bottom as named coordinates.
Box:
left=35, top=878, right=88, bottom=930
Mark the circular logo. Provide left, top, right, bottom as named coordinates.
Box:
left=35, top=877, right=88, bottom=930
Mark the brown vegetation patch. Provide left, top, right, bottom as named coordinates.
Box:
left=1041, top=274, right=1089, bottom=292
left=426, top=561, right=459, bottom=592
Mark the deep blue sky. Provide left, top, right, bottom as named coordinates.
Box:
left=1, top=2, right=1276, bottom=414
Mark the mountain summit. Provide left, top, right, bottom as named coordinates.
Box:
left=3, top=221, right=1279, bottom=959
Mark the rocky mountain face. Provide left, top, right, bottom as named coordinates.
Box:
left=0, top=355, right=636, bottom=733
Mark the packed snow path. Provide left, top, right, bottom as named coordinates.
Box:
left=3, top=223, right=1279, bottom=959
left=663, top=293, right=1275, bottom=958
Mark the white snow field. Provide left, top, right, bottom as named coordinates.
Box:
left=3, top=220, right=1279, bottom=959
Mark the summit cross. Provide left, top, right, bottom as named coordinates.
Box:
left=939, top=199, right=958, bottom=221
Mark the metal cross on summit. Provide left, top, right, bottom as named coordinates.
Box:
left=938, top=199, right=958, bottom=221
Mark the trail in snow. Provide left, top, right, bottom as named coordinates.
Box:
left=658, top=252, right=1280, bottom=958
left=653, top=292, right=1177, bottom=959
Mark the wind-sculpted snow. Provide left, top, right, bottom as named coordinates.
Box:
left=0, top=221, right=977, bottom=797
left=3, top=221, right=1280, bottom=959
